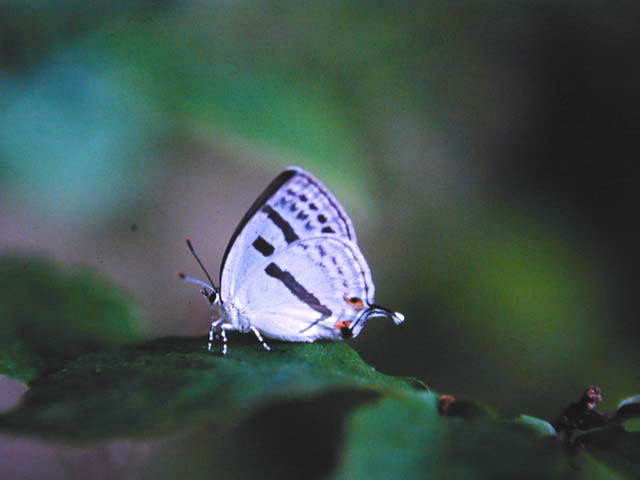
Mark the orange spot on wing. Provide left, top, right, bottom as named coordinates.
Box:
left=335, top=320, right=352, bottom=330
left=344, top=295, right=365, bottom=309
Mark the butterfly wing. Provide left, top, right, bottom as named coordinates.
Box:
left=220, top=167, right=358, bottom=302
left=232, top=236, right=374, bottom=341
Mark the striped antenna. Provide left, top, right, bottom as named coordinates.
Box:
left=184, top=238, right=219, bottom=301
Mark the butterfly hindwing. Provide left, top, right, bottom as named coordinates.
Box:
left=232, top=236, right=374, bottom=341
left=220, top=167, right=358, bottom=302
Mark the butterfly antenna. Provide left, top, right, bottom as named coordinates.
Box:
left=185, top=238, right=219, bottom=296
left=177, top=272, right=212, bottom=291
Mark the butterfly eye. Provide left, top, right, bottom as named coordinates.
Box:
left=208, top=291, right=218, bottom=305
left=200, top=288, right=218, bottom=305
left=345, top=295, right=365, bottom=309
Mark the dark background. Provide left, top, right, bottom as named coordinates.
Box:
left=1, top=0, right=639, bottom=438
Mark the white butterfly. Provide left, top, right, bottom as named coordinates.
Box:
left=180, top=166, right=404, bottom=354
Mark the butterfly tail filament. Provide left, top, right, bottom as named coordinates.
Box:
left=349, top=304, right=405, bottom=335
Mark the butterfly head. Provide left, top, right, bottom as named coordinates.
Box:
left=203, top=288, right=219, bottom=306
left=180, top=238, right=221, bottom=306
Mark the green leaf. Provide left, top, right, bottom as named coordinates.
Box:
left=510, top=414, right=558, bottom=437
left=0, top=255, right=140, bottom=382
left=618, top=395, right=640, bottom=409
left=617, top=395, right=640, bottom=423
left=335, top=393, right=626, bottom=479
left=0, top=337, right=415, bottom=441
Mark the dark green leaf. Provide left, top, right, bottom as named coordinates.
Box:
left=577, top=427, right=640, bottom=478
left=335, top=393, right=626, bottom=479
left=0, top=337, right=415, bottom=441
left=142, top=390, right=377, bottom=480
left=616, top=395, right=640, bottom=423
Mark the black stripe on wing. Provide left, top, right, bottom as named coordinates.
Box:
left=261, top=205, right=299, bottom=243
left=264, top=262, right=332, bottom=325
left=252, top=236, right=275, bottom=256
left=219, top=169, right=297, bottom=279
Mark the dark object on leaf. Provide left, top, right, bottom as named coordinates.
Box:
left=552, top=386, right=609, bottom=444
left=438, top=394, right=456, bottom=415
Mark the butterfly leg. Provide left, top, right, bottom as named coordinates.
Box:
left=219, top=324, right=235, bottom=355
left=249, top=325, right=271, bottom=351
left=208, top=318, right=222, bottom=352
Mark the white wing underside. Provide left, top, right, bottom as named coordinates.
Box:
left=231, top=236, right=373, bottom=341
left=219, top=167, right=375, bottom=340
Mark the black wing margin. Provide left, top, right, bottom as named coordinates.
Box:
left=219, top=168, right=298, bottom=280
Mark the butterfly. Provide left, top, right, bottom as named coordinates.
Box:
left=180, top=166, right=404, bottom=354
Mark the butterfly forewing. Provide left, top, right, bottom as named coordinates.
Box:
left=233, top=236, right=374, bottom=341
left=220, top=167, right=358, bottom=302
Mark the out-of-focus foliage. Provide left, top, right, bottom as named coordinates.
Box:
left=337, top=394, right=596, bottom=479
left=99, top=18, right=367, bottom=174
left=575, top=428, right=640, bottom=479
left=146, top=395, right=638, bottom=480
left=0, top=256, right=140, bottom=382
left=0, top=46, right=159, bottom=221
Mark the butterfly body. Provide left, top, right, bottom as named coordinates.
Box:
left=182, top=167, right=404, bottom=353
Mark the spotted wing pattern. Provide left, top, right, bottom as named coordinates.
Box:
left=232, top=236, right=374, bottom=341
left=220, top=167, right=360, bottom=302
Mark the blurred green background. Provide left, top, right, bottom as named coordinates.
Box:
left=1, top=0, right=639, bottom=466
